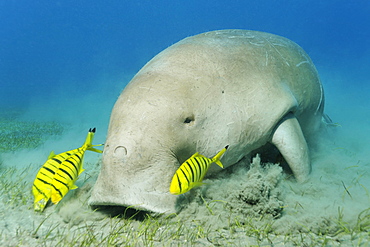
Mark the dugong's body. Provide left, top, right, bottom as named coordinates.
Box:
left=89, top=30, right=324, bottom=214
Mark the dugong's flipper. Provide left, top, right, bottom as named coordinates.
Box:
left=271, top=114, right=310, bottom=183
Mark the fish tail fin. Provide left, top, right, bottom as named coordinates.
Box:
left=83, top=128, right=96, bottom=147
left=212, top=145, right=229, bottom=168
left=82, top=128, right=103, bottom=153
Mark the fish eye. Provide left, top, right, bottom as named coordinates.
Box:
left=184, top=115, right=195, bottom=124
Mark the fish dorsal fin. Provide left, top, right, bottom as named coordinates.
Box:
left=192, top=152, right=210, bottom=162
left=47, top=151, right=56, bottom=159
left=190, top=152, right=201, bottom=158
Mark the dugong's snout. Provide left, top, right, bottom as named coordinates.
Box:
left=89, top=144, right=179, bottom=214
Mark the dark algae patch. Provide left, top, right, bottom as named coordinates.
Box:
left=0, top=108, right=65, bottom=152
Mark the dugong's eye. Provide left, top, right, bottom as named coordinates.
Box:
left=184, top=115, right=195, bottom=125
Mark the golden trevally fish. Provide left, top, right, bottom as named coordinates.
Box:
left=169, top=145, right=229, bottom=195
left=32, top=128, right=102, bottom=212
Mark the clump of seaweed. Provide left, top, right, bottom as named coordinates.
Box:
left=225, top=154, right=284, bottom=218
left=0, top=165, right=34, bottom=208
left=333, top=206, right=370, bottom=241
left=197, top=154, right=284, bottom=220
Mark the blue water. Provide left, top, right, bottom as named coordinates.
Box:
left=1, top=1, right=369, bottom=110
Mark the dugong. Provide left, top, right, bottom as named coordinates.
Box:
left=89, top=29, right=325, bottom=214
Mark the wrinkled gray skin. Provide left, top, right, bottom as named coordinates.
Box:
left=89, top=30, right=324, bottom=214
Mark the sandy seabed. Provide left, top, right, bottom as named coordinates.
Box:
left=0, top=82, right=369, bottom=246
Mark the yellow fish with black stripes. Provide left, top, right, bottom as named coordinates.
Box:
left=32, top=128, right=102, bottom=212
left=169, top=145, right=229, bottom=195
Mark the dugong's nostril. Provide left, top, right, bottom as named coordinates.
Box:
left=113, top=146, right=128, bottom=157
